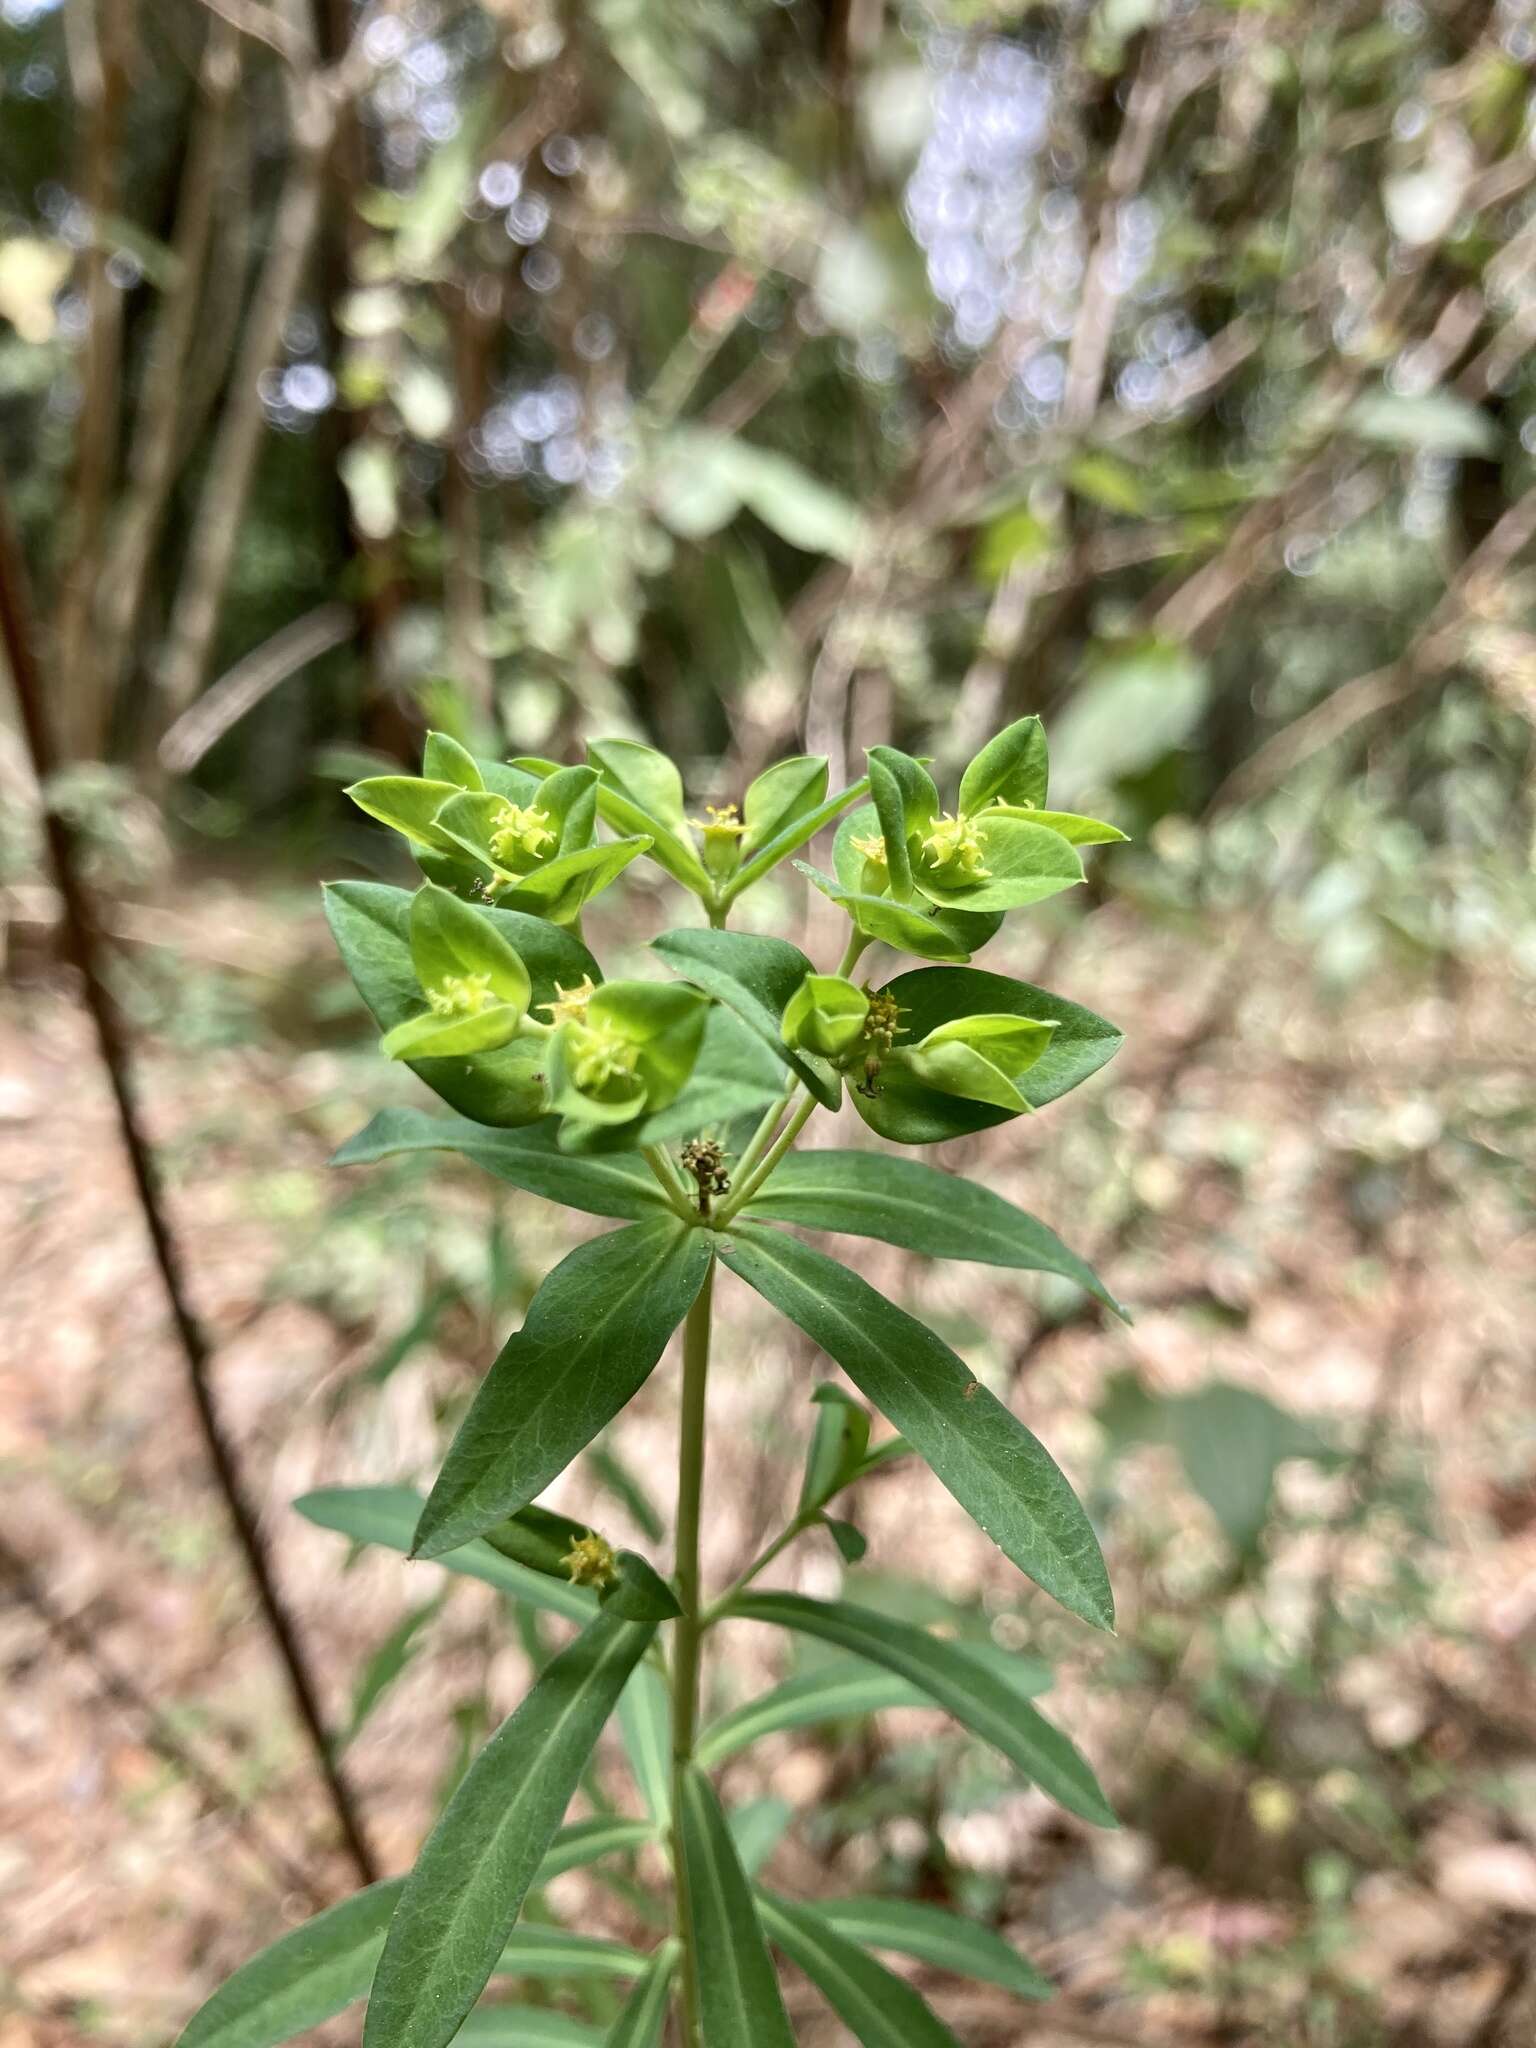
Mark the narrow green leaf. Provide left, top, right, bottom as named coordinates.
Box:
left=364, top=1607, right=655, bottom=2048
left=584, top=1442, right=666, bottom=1542
left=618, top=1659, right=672, bottom=1822
left=537, top=1816, right=658, bottom=1882
left=719, top=1224, right=1114, bottom=1632
left=603, top=1944, right=679, bottom=2048
left=741, top=1149, right=1126, bottom=1319
left=413, top=1219, right=713, bottom=1559
left=810, top=1898, right=1052, bottom=2001
left=332, top=1110, right=668, bottom=1222
left=696, top=1661, right=948, bottom=1768
left=798, top=1387, right=871, bottom=1513
left=675, top=1765, right=797, bottom=2048
left=758, top=1893, right=962, bottom=2048
left=728, top=1798, right=795, bottom=1879
left=454, top=2011, right=602, bottom=2048
left=650, top=928, right=839, bottom=1108
left=175, top=1880, right=405, bottom=2048
left=337, top=1599, right=441, bottom=1752
left=494, top=1928, right=647, bottom=1980
left=728, top=1592, right=1115, bottom=1826
left=295, top=1486, right=596, bottom=1624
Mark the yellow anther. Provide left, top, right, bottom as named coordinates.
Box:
left=850, top=831, right=888, bottom=866
left=489, top=801, right=555, bottom=866
left=861, top=986, right=906, bottom=1049
left=561, top=1531, right=618, bottom=1589
left=689, top=802, right=747, bottom=837
left=538, top=974, right=597, bottom=1026
left=426, top=972, right=495, bottom=1017
left=922, top=810, right=989, bottom=878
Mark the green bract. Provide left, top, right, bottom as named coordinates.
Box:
left=781, top=972, right=869, bottom=1057
left=186, top=722, right=1127, bottom=2048
left=546, top=979, right=709, bottom=1134
left=378, top=883, right=533, bottom=1062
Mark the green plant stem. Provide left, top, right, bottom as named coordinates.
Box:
left=700, top=1509, right=816, bottom=1629
left=836, top=929, right=871, bottom=977
left=722, top=1089, right=818, bottom=1216
left=643, top=1144, right=697, bottom=1221
left=669, top=1254, right=716, bottom=2048
left=727, top=1072, right=798, bottom=1190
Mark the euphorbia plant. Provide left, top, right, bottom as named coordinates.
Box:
left=178, top=720, right=1128, bottom=2048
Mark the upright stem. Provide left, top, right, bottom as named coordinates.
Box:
left=669, top=1256, right=716, bottom=2048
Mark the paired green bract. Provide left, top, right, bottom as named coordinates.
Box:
left=181, top=720, right=1127, bottom=2048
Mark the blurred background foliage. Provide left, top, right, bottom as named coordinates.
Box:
left=3, top=3, right=1536, bottom=2046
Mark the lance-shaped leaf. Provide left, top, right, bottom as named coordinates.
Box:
left=332, top=1109, right=668, bottom=1221
left=729, top=1798, right=795, bottom=1878
left=538, top=1816, right=658, bottom=1881
left=602, top=1943, right=679, bottom=2048
left=175, top=1879, right=405, bottom=2048
left=295, top=1486, right=597, bottom=1624
left=854, top=964, right=1122, bottom=1145
left=364, top=1606, right=655, bottom=2048
left=798, top=1385, right=871, bottom=1513
left=808, top=1898, right=1052, bottom=2001
left=741, top=1149, right=1125, bottom=1318
left=618, top=1659, right=672, bottom=1821
left=727, top=1593, right=1114, bottom=1825
left=325, top=882, right=600, bottom=1130
left=757, top=1893, right=963, bottom=2048
left=650, top=927, right=839, bottom=1108
left=718, top=1224, right=1113, bottom=1631
left=674, top=1765, right=797, bottom=2048
left=413, top=1218, right=713, bottom=1559
left=495, top=1928, right=647, bottom=1979
left=454, top=2008, right=601, bottom=2047
left=723, top=774, right=871, bottom=902
left=695, top=1660, right=984, bottom=1769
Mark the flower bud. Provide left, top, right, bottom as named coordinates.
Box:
left=781, top=973, right=870, bottom=1058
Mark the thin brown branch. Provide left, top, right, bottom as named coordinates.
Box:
left=158, top=599, right=358, bottom=773
left=0, top=473, right=378, bottom=1887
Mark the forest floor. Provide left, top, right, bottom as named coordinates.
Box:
left=2, top=872, right=1534, bottom=2048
